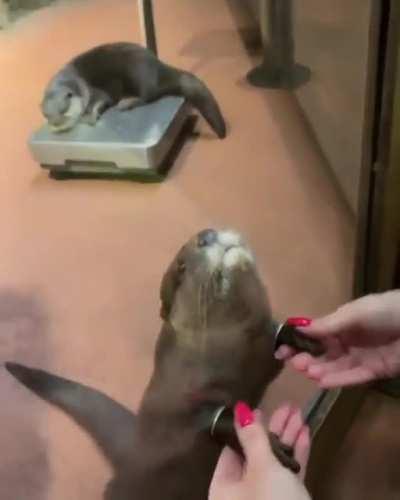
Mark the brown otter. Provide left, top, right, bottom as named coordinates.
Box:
left=0, top=0, right=9, bottom=29
left=41, top=42, right=227, bottom=138
left=6, top=229, right=298, bottom=499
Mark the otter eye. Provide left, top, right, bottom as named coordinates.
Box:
left=66, top=92, right=73, bottom=98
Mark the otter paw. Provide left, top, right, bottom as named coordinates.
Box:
left=80, top=114, right=97, bottom=126
left=268, top=432, right=301, bottom=474
left=276, top=324, right=325, bottom=357
left=82, top=109, right=102, bottom=126
left=117, top=97, right=140, bottom=111
left=87, top=115, right=100, bottom=126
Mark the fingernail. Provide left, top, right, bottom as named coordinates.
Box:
left=286, top=317, right=312, bottom=327
left=235, top=401, right=254, bottom=428
left=274, top=348, right=285, bottom=360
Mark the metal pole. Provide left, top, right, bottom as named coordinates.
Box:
left=138, top=0, right=158, bottom=55
left=247, top=0, right=310, bottom=89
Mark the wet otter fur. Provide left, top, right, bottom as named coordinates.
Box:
left=6, top=229, right=295, bottom=499
left=41, top=42, right=226, bottom=138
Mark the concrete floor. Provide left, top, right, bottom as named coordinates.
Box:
left=0, top=0, right=354, bottom=498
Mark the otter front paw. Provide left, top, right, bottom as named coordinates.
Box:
left=84, top=113, right=100, bottom=126
left=275, top=323, right=325, bottom=357
left=117, top=97, right=141, bottom=111
left=268, top=432, right=301, bottom=474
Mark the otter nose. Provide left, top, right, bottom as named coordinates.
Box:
left=197, top=229, right=217, bottom=247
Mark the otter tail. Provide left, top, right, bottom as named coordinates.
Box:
left=178, top=72, right=227, bottom=139
left=5, top=362, right=136, bottom=470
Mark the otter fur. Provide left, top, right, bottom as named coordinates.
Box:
left=41, top=42, right=226, bottom=138
left=6, top=229, right=295, bottom=500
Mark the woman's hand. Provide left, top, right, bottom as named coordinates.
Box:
left=276, top=291, right=400, bottom=388
left=209, top=402, right=311, bottom=500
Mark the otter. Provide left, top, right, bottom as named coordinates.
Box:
left=0, top=1, right=9, bottom=29
left=41, top=42, right=227, bottom=138
left=6, top=229, right=300, bottom=499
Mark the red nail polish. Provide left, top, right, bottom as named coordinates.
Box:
left=286, top=317, right=312, bottom=327
left=234, top=401, right=254, bottom=428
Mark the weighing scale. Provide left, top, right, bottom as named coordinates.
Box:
left=28, top=0, right=191, bottom=181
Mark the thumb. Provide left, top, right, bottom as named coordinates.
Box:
left=234, top=403, right=276, bottom=473
left=211, top=446, right=243, bottom=486
left=301, top=297, right=373, bottom=338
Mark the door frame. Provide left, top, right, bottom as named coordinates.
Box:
left=306, top=0, right=400, bottom=493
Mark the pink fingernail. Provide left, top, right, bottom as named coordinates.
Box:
left=234, top=401, right=254, bottom=428
left=287, top=317, right=312, bottom=327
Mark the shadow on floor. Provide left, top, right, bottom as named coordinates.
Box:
left=0, top=289, right=51, bottom=500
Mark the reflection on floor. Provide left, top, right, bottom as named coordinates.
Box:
left=319, top=391, right=400, bottom=500
left=0, top=0, right=354, bottom=498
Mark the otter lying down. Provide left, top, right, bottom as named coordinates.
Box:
left=41, top=42, right=226, bottom=139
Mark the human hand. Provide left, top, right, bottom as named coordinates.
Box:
left=275, top=291, right=400, bottom=388
left=208, top=402, right=311, bottom=500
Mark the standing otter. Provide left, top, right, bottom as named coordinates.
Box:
left=41, top=42, right=227, bottom=138
left=6, top=229, right=299, bottom=499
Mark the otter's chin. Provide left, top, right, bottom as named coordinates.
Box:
left=203, top=230, right=254, bottom=273
left=222, top=246, right=254, bottom=270
left=200, top=232, right=256, bottom=297
left=47, top=96, right=84, bottom=133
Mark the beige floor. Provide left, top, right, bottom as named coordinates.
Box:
left=0, top=1, right=354, bottom=498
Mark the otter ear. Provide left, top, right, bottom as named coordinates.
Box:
left=159, top=263, right=181, bottom=321
left=160, top=302, right=170, bottom=320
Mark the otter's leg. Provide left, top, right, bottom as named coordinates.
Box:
left=268, top=432, right=301, bottom=474
left=117, top=96, right=146, bottom=111
left=82, top=89, right=113, bottom=126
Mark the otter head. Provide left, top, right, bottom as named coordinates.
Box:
left=41, top=80, right=85, bottom=133
left=160, top=229, right=271, bottom=341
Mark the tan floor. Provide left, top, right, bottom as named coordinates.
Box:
left=0, top=1, right=354, bottom=498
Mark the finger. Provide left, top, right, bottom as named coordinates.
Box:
left=280, top=409, right=303, bottom=447
left=234, top=403, right=272, bottom=469
left=275, top=345, right=295, bottom=360
left=290, top=352, right=315, bottom=372
left=300, top=299, right=371, bottom=338
left=324, top=336, right=346, bottom=360
left=307, top=356, right=356, bottom=380
left=290, top=339, right=349, bottom=376
left=268, top=403, right=294, bottom=436
left=210, top=446, right=243, bottom=486
left=319, top=366, right=374, bottom=388
left=294, top=426, right=311, bottom=481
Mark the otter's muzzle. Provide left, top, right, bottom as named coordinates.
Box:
left=197, top=229, right=254, bottom=271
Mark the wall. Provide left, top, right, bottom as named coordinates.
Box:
left=293, top=0, right=375, bottom=213
left=245, top=0, right=376, bottom=214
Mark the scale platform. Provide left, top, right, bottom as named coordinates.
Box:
left=29, top=96, right=190, bottom=182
